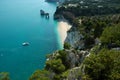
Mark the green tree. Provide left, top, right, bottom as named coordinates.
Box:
left=64, top=42, right=71, bottom=49
left=100, top=24, right=120, bottom=45
left=57, top=50, right=67, bottom=61
left=94, top=22, right=107, bottom=38
left=57, top=50, right=71, bottom=69
left=29, top=70, right=50, bottom=80
left=0, top=72, right=10, bottom=80
left=83, top=49, right=120, bottom=80
left=45, top=59, right=65, bottom=74
left=53, top=75, right=61, bottom=80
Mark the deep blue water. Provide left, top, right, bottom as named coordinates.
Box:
left=0, top=0, right=61, bottom=80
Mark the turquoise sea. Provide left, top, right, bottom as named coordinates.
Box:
left=0, top=0, right=61, bottom=80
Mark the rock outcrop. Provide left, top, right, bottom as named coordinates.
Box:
left=46, top=49, right=89, bottom=80
left=47, top=49, right=89, bottom=68
left=65, top=30, right=84, bottom=49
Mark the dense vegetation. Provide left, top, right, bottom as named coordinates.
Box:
left=55, top=0, right=120, bottom=17
left=54, top=0, right=120, bottom=49
left=100, top=24, right=120, bottom=46
left=83, top=49, right=120, bottom=80
left=29, top=70, right=50, bottom=80
left=79, top=15, right=120, bottom=48
left=0, top=72, right=10, bottom=80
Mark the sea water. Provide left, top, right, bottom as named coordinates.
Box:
left=0, top=0, right=61, bottom=80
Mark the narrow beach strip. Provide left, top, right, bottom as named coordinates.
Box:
left=57, top=19, right=72, bottom=48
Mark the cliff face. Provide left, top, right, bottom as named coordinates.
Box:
left=65, top=29, right=84, bottom=49
left=48, top=49, right=89, bottom=68
left=46, top=48, right=89, bottom=79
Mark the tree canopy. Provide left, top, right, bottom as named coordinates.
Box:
left=29, top=70, right=50, bottom=80
left=83, top=49, right=120, bottom=80
left=0, top=72, right=10, bottom=80
left=100, top=24, right=120, bottom=45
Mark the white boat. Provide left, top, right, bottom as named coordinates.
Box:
left=22, top=42, right=29, bottom=46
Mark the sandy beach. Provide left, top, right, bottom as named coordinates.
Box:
left=58, top=20, right=72, bottom=45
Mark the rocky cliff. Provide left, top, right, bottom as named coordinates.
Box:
left=65, top=28, right=84, bottom=49
left=46, top=49, right=89, bottom=79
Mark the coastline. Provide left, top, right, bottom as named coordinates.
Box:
left=57, top=19, right=72, bottom=48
